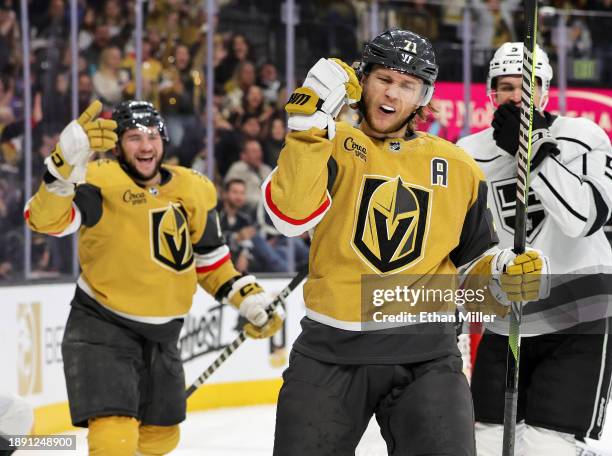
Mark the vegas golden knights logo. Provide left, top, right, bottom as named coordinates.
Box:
left=150, top=204, right=194, bottom=272
left=352, top=176, right=431, bottom=274
left=17, top=302, right=43, bottom=395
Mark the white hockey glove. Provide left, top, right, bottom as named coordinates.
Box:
left=285, top=58, right=361, bottom=139
left=46, top=100, right=118, bottom=185
left=227, top=275, right=284, bottom=339
left=488, top=248, right=551, bottom=307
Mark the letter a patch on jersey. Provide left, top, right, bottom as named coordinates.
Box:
left=351, top=175, right=431, bottom=275
left=150, top=203, right=194, bottom=273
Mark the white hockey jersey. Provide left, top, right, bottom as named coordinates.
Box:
left=458, top=114, right=612, bottom=335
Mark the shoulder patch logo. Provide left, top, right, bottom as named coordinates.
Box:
left=351, top=175, right=432, bottom=275
left=150, top=203, right=194, bottom=273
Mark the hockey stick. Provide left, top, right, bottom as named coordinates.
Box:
left=186, top=266, right=308, bottom=398
left=502, top=1, right=539, bottom=455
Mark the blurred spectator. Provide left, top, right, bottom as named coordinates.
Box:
left=233, top=84, right=274, bottom=127
left=216, top=33, right=254, bottom=88
left=35, top=0, right=68, bottom=41
left=224, top=139, right=271, bottom=210
left=124, top=38, right=163, bottom=105
left=0, top=164, right=23, bottom=279
left=222, top=60, right=257, bottom=121
left=472, top=0, right=517, bottom=49
left=219, top=178, right=288, bottom=272
left=92, top=46, right=130, bottom=109
left=566, top=17, right=593, bottom=57
left=0, top=2, right=19, bottom=73
left=77, top=72, right=94, bottom=113
left=78, top=6, right=97, bottom=51
left=0, top=72, right=15, bottom=128
left=102, top=0, right=128, bottom=43
left=215, top=113, right=262, bottom=177
left=262, top=115, right=285, bottom=168
left=174, top=110, right=207, bottom=169
left=159, top=43, right=204, bottom=147
left=258, top=61, right=282, bottom=106
left=392, top=0, right=441, bottom=42
left=83, top=24, right=113, bottom=73
left=41, top=70, right=71, bottom=125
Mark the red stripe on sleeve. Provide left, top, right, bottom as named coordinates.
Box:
left=196, top=252, right=231, bottom=274
left=264, top=180, right=330, bottom=225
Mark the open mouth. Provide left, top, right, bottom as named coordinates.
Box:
left=379, top=104, right=396, bottom=115
left=136, top=156, right=154, bottom=164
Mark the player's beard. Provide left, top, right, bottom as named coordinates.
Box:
left=117, top=146, right=165, bottom=183
left=360, top=86, right=415, bottom=135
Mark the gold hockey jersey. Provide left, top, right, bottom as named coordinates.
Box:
left=263, top=122, right=498, bottom=363
left=26, top=160, right=240, bottom=321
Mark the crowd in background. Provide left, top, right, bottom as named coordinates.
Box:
left=0, top=0, right=610, bottom=280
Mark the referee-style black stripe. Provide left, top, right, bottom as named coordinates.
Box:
left=605, top=171, right=612, bottom=182
left=538, top=172, right=587, bottom=222
left=475, top=155, right=502, bottom=163
left=586, top=182, right=611, bottom=236
left=583, top=153, right=588, bottom=175
left=557, top=137, right=592, bottom=151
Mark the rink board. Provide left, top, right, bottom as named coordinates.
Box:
left=0, top=277, right=305, bottom=434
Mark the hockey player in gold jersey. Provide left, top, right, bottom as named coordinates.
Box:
left=25, top=100, right=282, bottom=456
left=264, top=29, right=549, bottom=455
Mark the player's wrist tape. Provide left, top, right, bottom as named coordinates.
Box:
left=285, top=87, right=324, bottom=116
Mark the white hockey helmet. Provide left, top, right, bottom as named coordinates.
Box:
left=487, top=42, right=553, bottom=110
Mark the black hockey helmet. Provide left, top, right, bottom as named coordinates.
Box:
left=112, top=100, right=169, bottom=142
left=358, top=28, right=438, bottom=106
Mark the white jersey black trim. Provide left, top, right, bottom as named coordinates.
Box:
left=538, top=172, right=588, bottom=222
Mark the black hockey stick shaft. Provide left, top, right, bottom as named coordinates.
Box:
left=186, top=267, right=308, bottom=398
left=502, top=1, right=539, bottom=455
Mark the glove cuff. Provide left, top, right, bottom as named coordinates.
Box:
left=44, top=178, right=75, bottom=196
left=59, top=120, right=90, bottom=166
left=288, top=112, right=336, bottom=139
left=227, top=275, right=264, bottom=309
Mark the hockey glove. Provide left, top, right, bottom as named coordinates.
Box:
left=227, top=275, right=284, bottom=339
left=488, top=248, right=551, bottom=307
left=46, top=100, right=118, bottom=184
left=285, top=58, right=361, bottom=140
left=492, top=103, right=560, bottom=170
